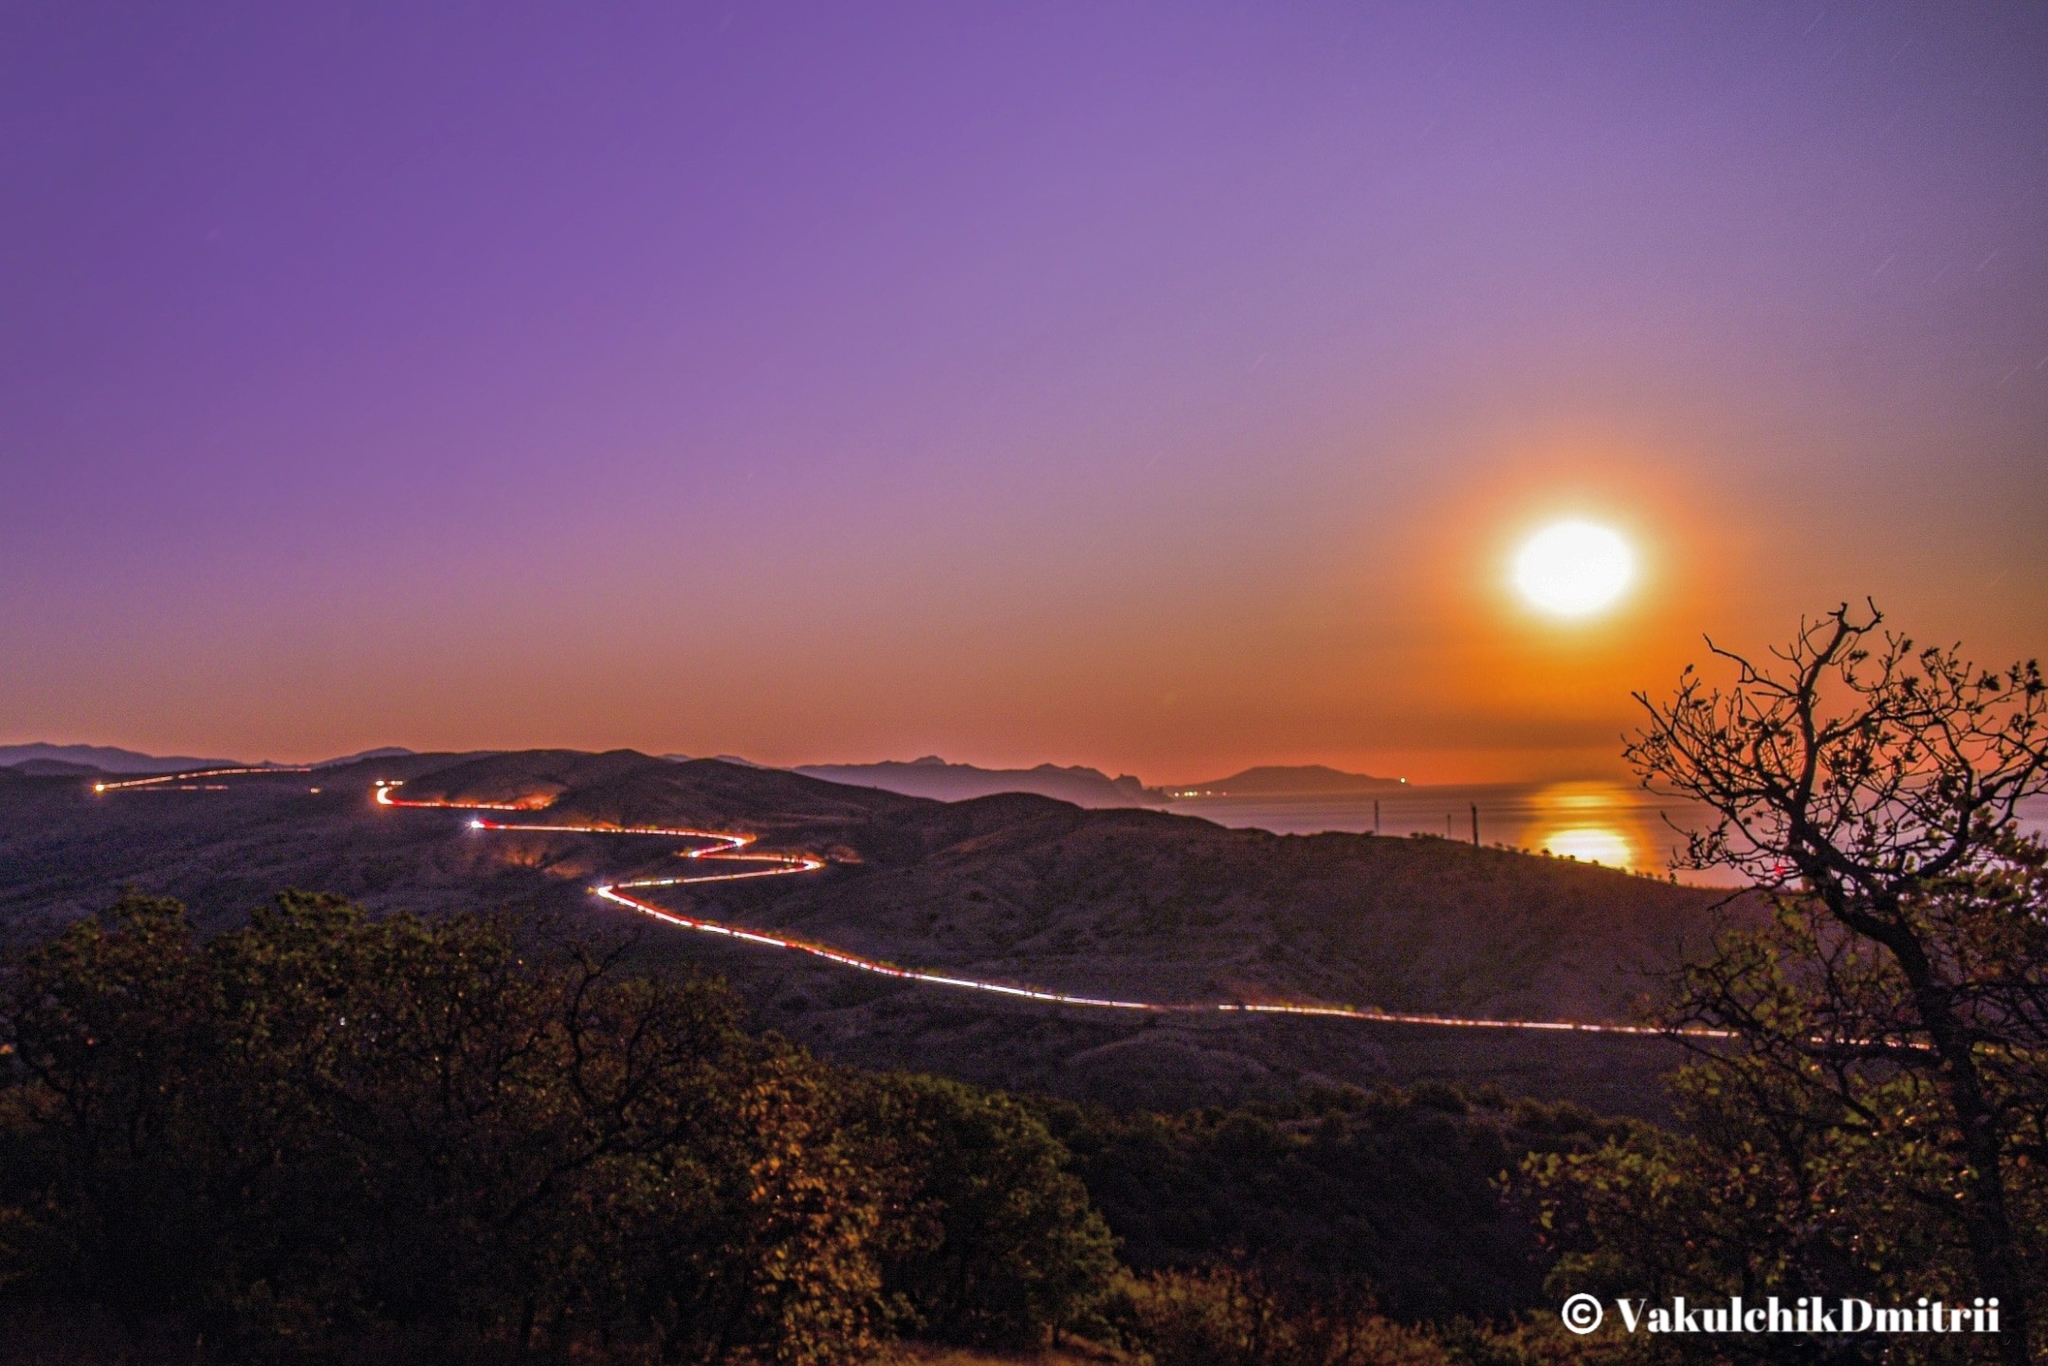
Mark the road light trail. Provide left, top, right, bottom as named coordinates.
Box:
left=373, top=780, right=827, bottom=883
left=93, top=765, right=314, bottom=793
left=376, top=782, right=1730, bottom=1035
left=99, top=771, right=1732, bottom=1040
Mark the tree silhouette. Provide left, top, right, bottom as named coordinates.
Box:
left=1621, top=603, right=2048, bottom=1366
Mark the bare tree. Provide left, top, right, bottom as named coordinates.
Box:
left=1626, top=603, right=2048, bottom=1366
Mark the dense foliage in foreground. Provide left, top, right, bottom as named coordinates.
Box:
left=2, top=895, right=1615, bottom=1366
left=1037, top=1086, right=1620, bottom=1320
left=0, top=895, right=1116, bottom=1363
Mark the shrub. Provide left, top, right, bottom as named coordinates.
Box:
left=1119, top=1267, right=1453, bottom=1366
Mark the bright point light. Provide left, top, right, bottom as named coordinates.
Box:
left=1512, top=520, right=1634, bottom=617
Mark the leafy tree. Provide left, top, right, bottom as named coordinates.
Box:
left=0, top=895, right=219, bottom=1332
left=849, top=1072, right=1119, bottom=1348
left=613, top=1051, right=885, bottom=1365
left=1539, top=605, right=2048, bottom=1365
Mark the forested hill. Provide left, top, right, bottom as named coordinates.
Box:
left=391, top=748, right=1735, bottom=1023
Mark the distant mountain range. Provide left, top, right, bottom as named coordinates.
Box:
left=0, top=743, right=246, bottom=775
left=0, top=743, right=418, bottom=775
left=313, top=747, right=419, bottom=768
left=5, top=744, right=1402, bottom=808
left=793, top=757, right=1161, bottom=809
left=1166, top=765, right=1408, bottom=797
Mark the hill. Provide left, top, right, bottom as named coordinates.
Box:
left=3, top=758, right=108, bottom=776
left=1171, top=764, right=1408, bottom=796
left=0, top=750, right=1747, bottom=1116
left=794, top=756, right=1162, bottom=808
left=315, top=745, right=418, bottom=766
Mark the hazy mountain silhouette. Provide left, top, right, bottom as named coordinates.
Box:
left=0, top=743, right=426, bottom=774
left=0, top=743, right=243, bottom=774
left=4, top=759, right=109, bottom=777
left=315, top=746, right=418, bottom=767
left=794, top=757, right=1161, bottom=808
left=1173, top=764, right=1409, bottom=795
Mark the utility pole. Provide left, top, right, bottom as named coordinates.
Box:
left=1471, top=803, right=1480, bottom=847
left=1373, top=799, right=1380, bottom=835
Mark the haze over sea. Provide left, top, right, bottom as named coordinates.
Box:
left=1171, top=783, right=2048, bottom=889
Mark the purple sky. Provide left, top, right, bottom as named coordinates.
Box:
left=4, top=3, right=2045, bottom=781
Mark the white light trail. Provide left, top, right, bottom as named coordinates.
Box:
left=93, top=765, right=314, bottom=793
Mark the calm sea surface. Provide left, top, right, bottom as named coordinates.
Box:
left=1164, top=784, right=2048, bottom=888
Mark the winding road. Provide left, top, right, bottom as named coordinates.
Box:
left=93, top=767, right=1727, bottom=1040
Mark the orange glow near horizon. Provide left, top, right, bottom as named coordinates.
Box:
left=1294, top=430, right=1734, bottom=786
left=32, top=421, right=2033, bottom=791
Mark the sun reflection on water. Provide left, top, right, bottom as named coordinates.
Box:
left=1520, top=783, right=1645, bottom=870
left=1165, top=778, right=1731, bottom=882
left=1533, top=825, right=1636, bottom=868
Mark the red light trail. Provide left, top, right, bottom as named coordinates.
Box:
left=94, top=771, right=1728, bottom=1039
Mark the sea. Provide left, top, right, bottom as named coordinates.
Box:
left=1163, top=782, right=2048, bottom=889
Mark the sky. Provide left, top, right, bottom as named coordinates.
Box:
left=4, top=2, right=2045, bottom=784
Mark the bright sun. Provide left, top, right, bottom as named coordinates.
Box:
left=1512, top=520, right=1635, bottom=617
